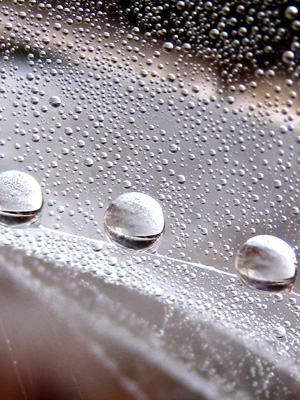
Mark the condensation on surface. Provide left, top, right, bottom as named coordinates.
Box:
left=1, top=225, right=300, bottom=399
left=0, top=0, right=299, bottom=399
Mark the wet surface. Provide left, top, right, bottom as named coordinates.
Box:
left=0, top=1, right=299, bottom=399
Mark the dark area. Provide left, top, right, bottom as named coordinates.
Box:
left=117, top=0, right=300, bottom=80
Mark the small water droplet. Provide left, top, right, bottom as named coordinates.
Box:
left=104, top=192, right=165, bottom=250
left=235, top=235, right=297, bottom=292
left=162, top=41, right=174, bottom=52
left=49, top=96, right=61, bottom=107
left=84, top=157, right=93, bottom=167
left=0, top=170, right=43, bottom=226
left=282, top=50, right=295, bottom=64
left=177, top=175, right=186, bottom=184
left=91, top=241, right=103, bottom=252
left=285, top=5, right=298, bottom=20
left=273, top=325, right=286, bottom=339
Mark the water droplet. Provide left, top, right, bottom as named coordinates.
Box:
left=84, top=157, right=94, bottom=167
left=282, top=50, right=295, bottom=64
left=285, top=5, right=298, bottom=20
left=177, top=175, right=186, bottom=184
left=273, top=325, right=286, bottom=339
left=91, top=241, right=103, bottom=252
left=0, top=170, right=43, bottom=226
left=162, top=42, right=174, bottom=52
left=104, top=192, right=165, bottom=250
left=235, top=235, right=297, bottom=292
left=49, top=96, right=61, bottom=107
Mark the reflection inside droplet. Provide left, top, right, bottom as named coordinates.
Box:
left=104, top=192, right=165, bottom=250
left=235, top=235, right=297, bottom=292
left=0, top=170, right=43, bottom=227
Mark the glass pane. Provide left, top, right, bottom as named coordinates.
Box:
left=0, top=1, right=299, bottom=398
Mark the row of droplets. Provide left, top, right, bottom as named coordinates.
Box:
left=0, top=170, right=297, bottom=293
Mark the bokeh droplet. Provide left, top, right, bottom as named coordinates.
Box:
left=235, top=235, right=297, bottom=292
left=0, top=170, right=43, bottom=226
left=104, top=192, right=165, bottom=250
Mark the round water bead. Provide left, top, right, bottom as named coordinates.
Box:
left=49, top=95, right=61, bottom=107
left=0, top=170, right=43, bottom=226
left=104, top=192, right=165, bottom=250
left=235, top=235, right=297, bottom=292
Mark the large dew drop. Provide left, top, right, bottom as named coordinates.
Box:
left=235, top=235, right=297, bottom=292
left=104, top=192, right=165, bottom=250
left=0, top=170, right=43, bottom=226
